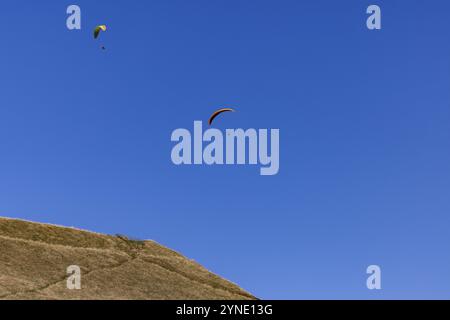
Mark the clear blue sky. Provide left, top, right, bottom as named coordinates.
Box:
left=1, top=1, right=449, bottom=299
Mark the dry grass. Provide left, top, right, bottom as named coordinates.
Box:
left=0, top=217, right=255, bottom=300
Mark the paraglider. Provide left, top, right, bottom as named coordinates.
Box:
left=208, top=108, right=236, bottom=125
left=94, top=25, right=107, bottom=50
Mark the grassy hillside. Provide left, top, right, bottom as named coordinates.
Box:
left=0, top=217, right=255, bottom=300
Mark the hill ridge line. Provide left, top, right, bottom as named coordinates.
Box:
left=0, top=217, right=256, bottom=299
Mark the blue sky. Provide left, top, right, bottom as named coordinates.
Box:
left=1, top=1, right=449, bottom=299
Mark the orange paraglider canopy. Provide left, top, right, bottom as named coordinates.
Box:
left=208, top=108, right=236, bottom=125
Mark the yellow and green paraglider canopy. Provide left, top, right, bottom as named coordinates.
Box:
left=93, top=25, right=107, bottom=39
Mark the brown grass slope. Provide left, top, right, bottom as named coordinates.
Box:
left=0, top=217, right=255, bottom=300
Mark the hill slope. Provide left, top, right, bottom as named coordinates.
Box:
left=0, top=217, right=255, bottom=300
